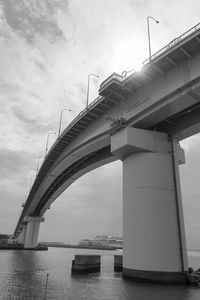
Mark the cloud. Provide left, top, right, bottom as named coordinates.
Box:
left=0, top=148, right=31, bottom=172
left=11, top=104, right=54, bottom=135
left=0, top=149, right=35, bottom=234
left=2, top=0, right=68, bottom=43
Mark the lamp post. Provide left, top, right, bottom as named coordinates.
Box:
left=147, top=16, right=159, bottom=61
left=58, top=108, right=71, bottom=136
left=86, top=73, right=99, bottom=107
left=45, top=131, right=56, bottom=156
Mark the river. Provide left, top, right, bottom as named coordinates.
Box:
left=0, top=248, right=199, bottom=299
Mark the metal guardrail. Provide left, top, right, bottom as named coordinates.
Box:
left=99, top=72, right=123, bottom=91
left=15, top=96, right=104, bottom=231
left=59, top=95, right=103, bottom=140
left=57, top=22, right=200, bottom=145
left=58, top=22, right=200, bottom=143
left=142, top=22, right=200, bottom=65
left=32, top=23, right=200, bottom=164
left=121, top=23, right=200, bottom=80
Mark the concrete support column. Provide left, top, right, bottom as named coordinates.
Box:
left=24, top=216, right=44, bottom=249
left=111, top=127, right=188, bottom=283
left=16, top=224, right=27, bottom=244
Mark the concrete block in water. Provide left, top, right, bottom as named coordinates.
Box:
left=71, top=255, right=101, bottom=273
left=114, top=255, right=123, bottom=272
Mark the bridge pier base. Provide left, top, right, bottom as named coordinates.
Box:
left=24, top=216, right=44, bottom=249
left=16, top=224, right=27, bottom=244
left=111, top=127, right=188, bottom=283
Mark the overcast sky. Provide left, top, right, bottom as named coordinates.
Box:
left=0, top=0, right=200, bottom=248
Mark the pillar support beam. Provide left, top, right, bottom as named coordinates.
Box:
left=23, top=216, right=44, bottom=249
left=16, top=224, right=27, bottom=245
left=111, top=127, right=188, bottom=283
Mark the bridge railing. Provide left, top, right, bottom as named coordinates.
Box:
left=142, top=22, right=200, bottom=65
left=58, top=22, right=200, bottom=142
left=55, top=22, right=200, bottom=143
left=99, top=72, right=123, bottom=92
left=120, top=22, right=200, bottom=80
left=58, top=95, right=104, bottom=140
left=30, top=21, right=200, bottom=165
left=15, top=96, right=104, bottom=230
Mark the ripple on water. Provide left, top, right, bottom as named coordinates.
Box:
left=0, top=249, right=199, bottom=300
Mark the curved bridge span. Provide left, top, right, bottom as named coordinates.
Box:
left=15, top=23, right=200, bottom=283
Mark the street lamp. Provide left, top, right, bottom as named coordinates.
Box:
left=147, top=16, right=159, bottom=61
left=86, top=73, right=99, bottom=107
left=58, top=108, right=71, bottom=136
left=45, top=131, right=56, bottom=156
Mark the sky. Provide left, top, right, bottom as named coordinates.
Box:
left=0, top=0, right=200, bottom=248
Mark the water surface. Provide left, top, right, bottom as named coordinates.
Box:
left=0, top=248, right=199, bottom=299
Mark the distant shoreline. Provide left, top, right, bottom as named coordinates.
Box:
left=0, top=243, right=48, bottom=251
left=45, top=243, right=119, bottom=251
left=0, top=244, right=24, bottom=250
left=0, top=242, right=121, bottom=251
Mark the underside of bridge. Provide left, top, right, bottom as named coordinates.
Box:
left=33, top=146, right=112, bottom=215
left=150, top=100, right=200, bottom=138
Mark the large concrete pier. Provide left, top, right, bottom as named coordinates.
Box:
left=111, top=128, right=188, bottom=283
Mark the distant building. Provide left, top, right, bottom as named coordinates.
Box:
left=79, top=234, right=123, bottom=249
left=0, top=234, right=16, bottom=244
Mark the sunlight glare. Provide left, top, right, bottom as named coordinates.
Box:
left=112, top=37, right=146, bottom=74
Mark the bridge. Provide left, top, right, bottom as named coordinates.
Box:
left=14, top=23, right=200, bottom=283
